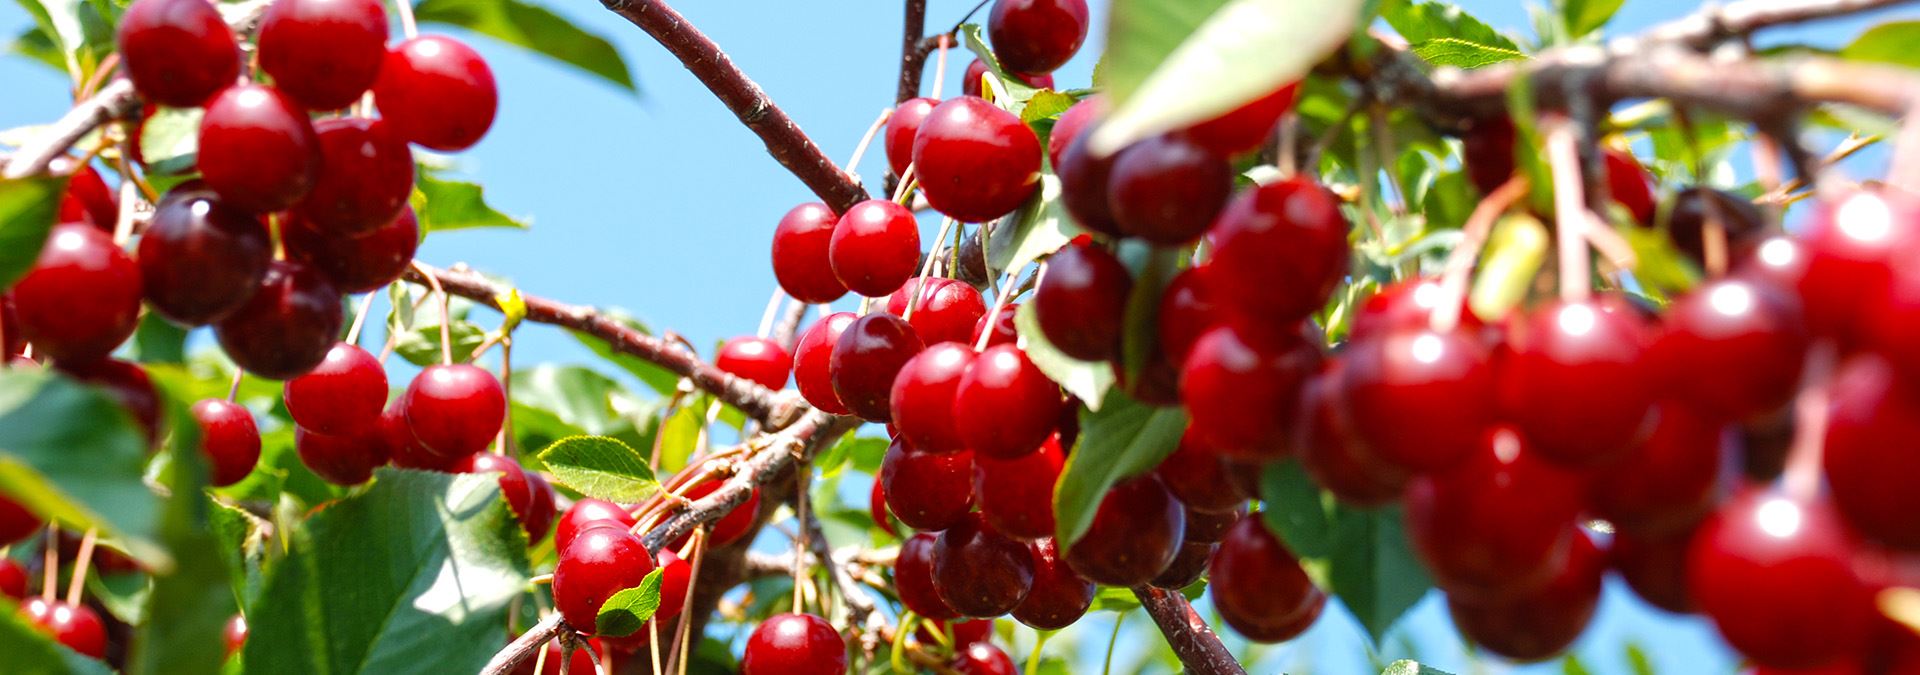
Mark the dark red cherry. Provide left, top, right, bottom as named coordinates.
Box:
left=1157, top=265, right=1219, bottom=364
left=294, top=118, right=414, bottom=234
left=896, top=532, right=960, bottom=620
left=1033, top=240, right=1130, bottom=361
left=961, top=59, right=1053, bottom=98
left=1688, top=489, right=1875, bottom=670
left=771, top=202, right=849, bottom=304
left=1208, top=514, right=1326, bottom=643
left=57, top=357, right=160, bottom=442
left=294, top=425, right=387, bottom=485
left=1446, top=529, right=1603, bottom=662
left=1057, top=132, right=1122, bottom=237
left=830, top=313, right=924, bottom=422
left=913, top=96, right=1042, bottom=223
left=1339, top=326, right=1495, bottom=473
left=880, top=437, right=975, bottom=531
left=374, top=35, right=498, bottom=151
left=717, top=336, right=793, bottom=391
left=192, top=398, right=261, bottom=487
left=20, top=598, right=107, bottom=659
left=1795, top=187, right=1920, bottom=338
left=1011, top=537, right=1092, bottom=629
left=974, top=434, right=1065, bottom=540
left=1157, top=433, right=1246, bottom=514
left=972, top=303, right=1019, bottom=347
left=1183, top=503, right=1243, bottom=544
left=198, top=84, right=320, bottom=213
left=0, top=493, right=43, bottom=545
left=1665, top=187, right=1769, bottom=269
left=257, top=0, right=388, bottom=110
left=1824, top=355, right=1920, bottom=550
left=55, top=162, right=118, bottom=230
left=116, top=0, right=239, bottom=107
left=1603, top=149, right=1656, bottom=225
left=214, top=260, right=342, bottom=379
left=1208, top=177, right=1350, bottom=326
left=1403, top=426, right=1585, bottom=601
left=138, top=186, right=272, bottom=325
left=555, top=497, right=637, bottom=554
left=509, top=638, right=599, bottom=675
left=1500, top=297, right=1654, bottom=467
left=1181, top=82, right=1299, bottom=156
left=886, top=97, right=938, bottom=178
left=1065, top=475, right=1184, bottom=586
left=741, top=613, right=846, bottom=675
left=1349, top=277, right=1480, bottom=342
left=1590, top=403, right=1724, bottom=536
left=1655, top=279, right=1807, bottom=421
left=0, top=559, right=25, bottom=599
left=523, top=472, right=557, bottom=543
left=553, top=526, right=656, bottom=633
left=1047, top=97, right=1101, bottom=168
left=382, top=400, right=462, bottom=471
left=283, top=342, right=386, bottom=436
left=889, top=342, right=975, bottom=453
left=652, top=548, right=693, bottom=619
left=987, top=0, right=1088, bottom=74
left=794, top=312, right=856, bottom=415
left=672, top=481, right=761, bottom=548
left=1150, top=541, right=1216, bottom=589
left=954, top=344, right=1063, bottom=459
left=1179, top=324, right=1316, bottom=460
left=1612, top=525, right=1697, bottom=614
left=1295, top=361, right=1408, bottom=507
left=887, top=277, right=988, bottom=345
left=933, top=512, right=1035, bottom=617
left=282, top=207, right=420, bottom=293
left=12, top=222, right=141, bottom=363
left=1461, top=116, right=1517, bottom=196
left=1863, top=261, right=1920, bottom=383
left=828, top=199, right=920, bottom=297
left=403, top=364, right=506, bottom=457
left=921, top=618, right=994, bottom=650
left=953, top=642, right=1018, bottom=675
left=453, top=453, right=548, bottom=542
left=1108, top=134, right=1232, bottom=244
left=870, top=479, right=897, bottom=537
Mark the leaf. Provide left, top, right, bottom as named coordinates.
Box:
left=1012, top=301, right=1112, bottom=410
left=1842, top=21, right=1920, bottom=68
left=209, top=498, right=271, bottom=607
left=1409, top=37, right=1525, bottom=68
left=1624, top=642, right=1655, bottom=675
left=129, top=385, right=235, bottom=675
left=393, top=320, right=488, bottom=367
left=0, top=175, right=64, bottom=292
left=8, top=26, right=65, bottom=72
left=1325, top=506, right=1430, bottom=642
left=1053, top=390, right=1186, bottom=547
left=413, top=169, right=529, bottom=232
left=567, top=309, right=680, bottom=395
left=1383, top=0, right=1521, bottom=54
left=129, top=311, right=188, bottom=364
left=1097, top=0, right=1234, bottom=109
left=1561, top=0, right=1624, bottom=38
left=0, top=607, right=114, bottom=675
left=414, top=0, right=635, bottom=93
left=510, top=364, right=650, bottom=438
left=594, top=568, right=664, bottom=637
left=1382, top=660, right=1457, bottom=675
left=14, top=0, right=115, bottom=82
left=1021, top=90, right=1078, bottom=125
left=0, top=369, right=162, bottom=564
left=818, top=435, right=887, bottom=478
left=137, top=107, right=204, bottom=176
left=1622, top=223, right=1701, bottom=298
left=241, top=469, right=531, bottom=675
left=1088, top=586, right=1141, bottom=613
left=987, top=174, right=1082, bottom=276
left=539, top=435, right=660, bottom=503
left=1259, top=461, right=1334, bottom=559
left=653, top=403, right=703, bottom=474
left=1467, top=213, right=1548, bottom=323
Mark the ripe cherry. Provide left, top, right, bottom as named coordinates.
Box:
left=1047, top=97, right=1101, bottom=168
left=1157, top=265, right=1219, bottom=364
left=669, top=481, right=761, bottom=548
left=1611, top=525, right=1697, bottom=614
left=889, top=342, right=975, bottom=453
left=20, top=598, right=107, bottom=659
left=880, top=436, right=974, bottom=531
left=828, top=199, right=920, bottom=297
left=870, top=479, right=897, bottom=537
left=771, top=202, right=849, bottom=304
left=653, top=548, right=693, bottom=619
left=913, top=96, right=1042, bottom=223
left=973, top=434, right=1065, bottom=539
left=1862, top=260, right=1920, bottom=383
left=1403, top=426, right=1585, bottom=601
left=198, top=84, right=320, bottom=213
left=1108, top=134, right=1232, bottom=244
left=116, top=0, right=239, bottom=107
left=282, top=207, right=421, bottom=293
left=886, top=98, right=938, bottom=178
left=295, top=118, right=415, bottom=234
left=374, top=35, right=499, bottom=151
left=0, top=559, right=25, bottom=599
left=1010, top=537, right=1093, bottom=630
left=455, top=454, right=553, bottom=543
left=741, top=613, right=846, bottom=675
left=1501, top=297, right=1655, bottom=467
left=1033, top=240, right=1130, bottom=361
left=887, top=277, right=988, bottom=345
left=1589, top=403, right=1724, bottom=536
left=717, top=336, right=793, bottom=390
left=1151, top=541, right=1216, bottom=589
left=1183, top=503, right=1243, bottom=544
left=1665, top=187, right=1769, bottom=269
left=1181, top=82, right=1299, bottom=156
left=403, top=364, right=506, bottom=457
left=1295, top=362, right=1408, bottom=506
left=1655, top=279, right=1807, bottom=421
left=960, top=59, right=1053, bottom=97
left=953, top=642, right=1019, bottom=675
left=1338, top=326, right=1494, bottom=473
left=1179, top=324, right=1317, bottom=459
left=1349, top=277, right=1479, bottom=342
left=1157, top=433, right=1247, bottom=514
left=1058, top=132, right=1122, bottom=237
left=1795, top=187, right=1920, bottom=338
left=138, top=185, right=272, bottom=325
left=383, top=400, right=462, bottom=472
left=1208, top=514, right=1326, bottom=643
left=554, top=498, right=637, bottom=554
left=1603, top=149, right=1656, bottom=225
left=553, top=526, right=656, bottom=633
left=55, top=162, right=117, bottom=231
left=1207, top=177, right=1350, bottom=326
left=295, top=425, right=388, bottom=485
left=972, top=303, right=1019, bottom=347
left=223, top=614, right=248, bottom=657
left=0, top=493, right=43, bottom=545
left=12, top=222, right=142, bottom=363
left=919, top=618, right=993, bottom=648
left=1823, top=355, right=1920, bottom=550
left=58, top=357, right=161, bottom=442
left=1461, top=116, right=1517, bottom=196
left=257, top=0, right=388, bottom=110
left=1446, top=529, right=1603, bottom=662
left=896, top=532, right=961, bottom=620
left=954, top=343, right=1063, bottom=459
left=1065, top=475, right=1185, bottom=587
left=830, top=313, right=924, bottom=422
left=934, top=512, right=1035, bottom=617
left=987, top=0, right=1088, bottom=74
left=192, top=398, right=261, bottom=487
left=214, top=260, right=343, bottom=379
left=1688, top=489, right=1875, bottom=670
left=509, top=638, right=599, bottom=675
left=794, top=312, right=856, bottom=415
left=283, top=342, right=386, bottom=436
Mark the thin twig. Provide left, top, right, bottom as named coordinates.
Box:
left=479, top=613, right=567, bottom=675
left=1133, top=586, right=1247, bottom=675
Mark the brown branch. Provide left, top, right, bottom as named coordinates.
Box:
left=638, top=410, right=857, bottom=552
left=897, top=0, right=930, bottom=103
left=1133, top=586, right=1247, bottom=675
left=480, top=613, right=567, bottom=675
left=793, top=491, right=887, bottom=657
left=1642, top=0, right=1914, bottom=48
left=1, top=80, right=139, bottom=180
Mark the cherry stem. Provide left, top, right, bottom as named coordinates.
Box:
left=41, top=524, right=57, bottom=603
left=790, top=470, right=809, bottom=613
left=409, top=261, right=455, bottom=365
left=1431, top=175, right=1529, bottom=333
left=891, top=164, right=919, bottom=205
left=756, top=287, right=785, bottom=339
left=905, top=217, right=959, bottom=322
left=346, top=292, right=376, bottom=346
left=226, top=368, right=244, bottom=402
left=844, top=108, right=896, bottom=180
left=648, top=617, right=664, bottom=675
left=930, top=35, right=951, bottom=98
left=66, top=528, right=95, bottom=607
left=393, top=0, right=418, bottom=39
left=976, top=267, right=1020, bottom=352
left=668, top=527, right=708, bottom=675
left=1784, top=342, right=1839, bottom=501
left=1544, top=118, right=1594, bottom=302
left=530, top=638, right=551, bottom=675
left=111, top=171, right=139, bottom=247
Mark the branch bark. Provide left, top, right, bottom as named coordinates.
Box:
left=1, top=80, right=140, bottom=180
left=480, top=613, right=567, bottom=675
left=1133, top=586, right=1247, bottom=675
left=897, top=0, right=930, bottom=104
left=1642, top=0, right=1913, bottom=47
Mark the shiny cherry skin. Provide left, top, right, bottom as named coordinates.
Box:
left=403, top=364, right=507, bottom=457
left=1208, top=177, right=1351, bottom=326
left=1603, top=149, right=1656, bottom=225
left=1348, top=277, right=1479, bottom=342
left=1034, top=240, right=1130, bottom=361
left=295, top=118, right=415, bottom=234
left=0, top=493, right=40, bottom=545
left=553, top=526, right=657, bottom=634
left=1183, top=503, right=1244, bottom=544
left=717, top=336, right=793, bottom=390
left=794, top=312, right=856, bottom=414
left=828, top=199, right=920, bottom=297
left=953, top=642, right=1019, bottom=675
left=1058, top=132, right=1123, bottom=237
left=961, top=59, right=1053, bottom=98
left=198, top=84, right=320, bottom=213
left=1338, top=326, right=1495, bottom=473
left=1108, top=134, right=1233, bottom=244
left=870, top=479, right=898, bottom=537
left=1612, top=524, right=1697, bottom=614
left=58, top=357, right=161, bottom=442
left=927, top=619, right=995, bottom=649
left=1655, top=279, right=1807, bottom=421
left=12, top=222, right=142, bottom=363
left=1795, top=187, right=1920, bottom=338
left=913, top=96, right=1042, bottom=223
left=1688, top=489, right=1875, bottom=670
left=1208, top=514, right=1326, bottom=643
left=669, top=481, right=761, bottom=548
left=1181, top=82, right=1299, bottom=156
left=1461, top=116, right=1517, bottom=195
left=880, top=436, right=975, bottom=531
left=771, top=202, right=849, bottom=304
left=651, top=548, right=693, bottom=619
left=223, top=614, right=248, bottom=657
left=213, top=258, right=345, bottom=380
left=138, top=185, right=272, bottom=325
left=1012, top=536, right=1093, bottom=630
left=830, top=313, right=924, bottom=422
left=934, top=512, right=1035, bottom=617
left=955, top=344, right=1063, bottom=459
left=1156, top=432, right=1248, bottom=514
left=1295, top=361, right=1408, bottom=506
left=1665, top=187, right=1770, bottom=269
left=1864, top=259, right=1920, bottom=382
left=886, top=97, right=938, bottom=177
left=1500, top=297, right=1654, bottom=467
left=53, top=161, right=117, bottom=231
left=20, top=598, right=107, bottom=659
left=374, top=35, right=498, bottom=151
left=1823, top=355, right=1920, bottom=550
left=1179, top=324, right=1317, bottom=459
left=382, top=399, right=462, bottom=471
left=455, top=453, right=552, bottom=543
left=889, top=342, right=976, bottom=453
left=257, top=0, right=388, bottom=110
left=1047, top=97, right=1101, bottom=168
left=897, top=532, right=961, bottom=620
left=192, top=398, right=261, bottom=487
left=554, top=498, right=637, bottom=554
left=0, top=559, right=25, bottom=599
left=887, top=277, right=988, bottom=345
left=1446, top=529, right=1603, bottom=662
left=1157, top=265, right=1220, bottom=364
left=509, top=638, right=598, bottom=675
left=294, top=425, right=387, bottom=485
left=283, top=342, right=387, bottom=436
left=987, top=0, right=1088, bottom=74
left=974, top=434, right=1066, bottom=539
left=282, top=207, right=421, bottom=293
left=116, top=0, right=239, bottom=107
left=973, top=303, right=1020, bottom=347
left=1065, top=475, right=1185, bottom=586
left=741, top=613, right=846, bottom=675
left=1589, top=402, right=1725, bottom=536
left=1403, top=426, right=1585, bottom=601
left=1150, top=541, right=1216, bottom=589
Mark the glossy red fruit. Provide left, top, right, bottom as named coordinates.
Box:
left=652, top=548, right=693, bottom=619
left=1184, top=504, right=1243, bottom=545
left=1108, top=134, right=1232, bottom=244
left=257, top=0, right=388, bottom=110
left=913, top=96, right=1042, bottom=223
left=509, top=638, right=598, bottom=675
left=1590, top=403, right=1724, bottom=536
left=954, top=344, right=1063, bottom=459
left=116, top=0, right=239, bottom=107
left=283, top=342, right=386, bottom=436
left=1795, top=188, right=1920, bottom=338
left=741, top=613, right=846, bottom=675
left=1461, top=116, right=1517, bottom=196
left=1208, top=178, right=1350, bottom=326
left=973, top=303, right=1019, bottom=347
left=555, top=498, right=637, bottom=554
left=0, top=559, right=25, bottom=599
left=1665, top=187, right=1769, bottom=269
left=523, top=472, right=556, bottom=543
left=1180, top=324, right=1317, bottom=459
left=925, top=619, right=994, bottom=648
left=1603, top=149, right=1656, bottom=225
left=192, top=398, right=261, bottom=487
left=671, top=481, right=761, bottom=549
left=987, top=0, right=1088, bottom=74
left=934, top=512, right=1035, bottom=617
left=794, top=312, right=856, bottom=415
left=1151, top=541, right=1216, bottom=589
left=295, top=118, right=414, bottom=234
left=1034, top=240, right=1130, bottom=361
left=974, top=434, right=1066, bottom=539
left=0, top=493, right=41, bottom=545
left=828, top=199, right=920, bottom=297
left=374, top=35, right=498, bottom=151
left=1012, top=537, right=1094, bottom=629
left=1208, top=515, right=1326, bottom=643
left=138, top=185, right=272, bottom=325
left=717, top=336, right=793, bottom=391
left=880, top=437, right=975, bottom=531
left=960, top=59, right=1053, bottom=98
left=1502, top=298, right=1654, bottom=467
left=1058, top=132, right=1123, bottom=237
left=12, top=223, right=141, bottom=363
left=1047, top=97, right=1101, bottom=168
left=1824, top=355, right=1920, bottom=550
left=1349, top=277, right=1478, bottom=342
left=887, top=277, right=988, bottom=345
left=1689, top=489, right=1875, bottom=670
left=215, top=259, right=343, bottom=379
left=1446, top=529, right=1603, bottom=662
left=889, top=343, right=975, bottom=453
left=886, top=97, right=938, bottom=177
left=1181, top=82, right=1299, bottom=156
left=554, top=526, right=656, bottom=633
left=1295, top=362, right=1408, bottom=507
left=21, top=598, right=107, bottom=659
left=771, top=202, right=849, bottom=304
left=1656, top=279, right=1807, bottom=421
left=870, top=477, right=897, bottom=537
left=1339, top=326, right=1494, bottom=473
left=282, top=207, right=420, bottom=294
left=1612, top=525, right=1697, bottom=614
left=1065, top=475, right=1185, bottom=586
left=1864, top=260, right=1920, bottom=383
left=56, top=357, right=160, bottom=442
left=403, top=364, right=506, bottom=457
left=953, top=642, right=1019, bottom=675
left=198, top=84, right=320, bottom=213
left=1404, top=427, right=1585, bottom=601
left=1157, top=433, right=1247, bottom=514
left=382, top=400, right=462, bottom=471
left=295, top=425, right=387, bottom=485
left=53, top=161, right=116, bottom=231
left=1158, top=266, right=1219, bottom=364
left=831, top=313, right=924, bottom=422
left=897, top=532, right=961, bottom=620
left=455, top=454, right=551, bottom=543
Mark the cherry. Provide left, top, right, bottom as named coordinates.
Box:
left=1010, top=537, right=1093, bottom=630
left=870, top=478, right=897, bottom=537
left=880, top=436, right=975, bottom=531
left=0, top=294, right=21, bottom=359
left=403, top=364, right=507, bottom=457
left=0, top=559, right=24, bottom=599
left=896, top=532, right=961, bottom=620
left=11, top=222, right=142, bottom=363
left=889, top=342, right=975, bottom=453
left=138, top=185, right=272, bottom=325
left=886, top=97, right=938, bottom=177
left=973, top=433, right=1066, bottom=540
left=1207, top=177, right=1350, bottom=326
left=653, top=548, right=693, bottom=619
left=1180, top=82, right=1299, bottom=156
left=1611, top=525, right=1697, bottom=614
left=953, top=642, right=1019, bottom=675
left=954, top=343, right=1063, bottom=459
left=1602, top=149, right=1656, bottom=225
left=223, top=614, right=248, bottom=657
left=214, top=260, right=343, bottom=379
left=1179, top=324, right=1316, bottom=459
left=934, top=512, right=1035, bottom=617
left=1295, top=362, right=1408, bottom=506
left=1862, top=263, right=1920, bottom=384
left=830, top=312, right=924, bottom=422
left=283, top=342, right=386, bottom=436
left=374, top=35, right=499, bottom=151
left=793, top=312, right=856, bottom=415
left=1183, top=503, right=1243, bottom=544
left=553, top=526, right=656, bottom=633
left=1047, top=97, right=1101, bottom=168
left=1589, top=403, right=1724, bottom=536
left=55, top=161, right=118, bottom=230
left=116, top=0, right=239, bottom=107
left=670, top=481, right=761, bottom=548
left=717, top=336, right=793, bottom=390
left=1688, top=489, right=1875, bottom=670
left=1157, top=265, right=1219, bottom=365
left=257, top=0, right=388, bottom=110
left=921, top=618, right=993, bottom=648
left=1339, top=326, right=1495, bottom=473
left=383, top=400, right=462, bottom=472
left=828, top=199, right=920, bottom=297
left=913, top=96, right=1042, bottom=223
left=509, top=638, right=599, bottom=675
left=972, top=302, right=1019, bottom=347
left=1349, top=277, right=1479, bottom=342
left=198, top=84, right=320, bottom=213
left=555, top=498, right=637, bottom=554
left=1208, top=514, right=1326, bottom=643
left=741, top=613, right=846, bottom=675
left=283, top=208, right=419, bottom=294
left=1823, top=355, right=1920, bottom=550
left=57, top=358, right=161, bottom=442
left=1655, top=279, right=1807, bottom=421
left=295, top=425, right=388, bottom=485
left=524, top=472, right=557, bottom=541
left=1057, top=132, right=1123, bottom=237
left=960, top=59, right=1053, bottom=97
left=295, top=118, right=415, bottom=234
left=1461, top=116, right=1517, bottom=196
left=20, top=598, right=107, bottom=659
left=1150, top=541, right=1216, bottom=589
left=771, top=202, right=850, bottom=304
left=192, top=398, right=261, bottom=487
left=1115, top=341, right=1182, bottom=406
left=887, top=277, right=988, bottom=345
left=1664, top=187, right=1769, bottom=268
left=987, top=0, right=1088, bottom=74
left=1446, top=529, right=1603, bottom=662
left=1403, top=426, right=1585, bottom=601
left=1795, top=187, right=1920, bottom=338
left=0, top=493, right=43, bottom=545
left=1065, top=475, right=1185, bottom=586
left=1033, top=240, right=1130, bottom=361
left=455, top=454, right=552, bottom=543
left=1107, top=134, right=1232, bottom=244
left=1499, top=297, right=1655, bottom=467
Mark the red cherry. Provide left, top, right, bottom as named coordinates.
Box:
left=374, top=35, right=498, bottom=151
left=198, top=84, right=320, bottom=213
left=1183, top=503, right=1244, bottom=544
left=830, top=313, right=924, bottom=422
left=295, top=118, right=415, bottom=234
left=954, top=344, right=1063, bottom=459
left=509, top=638, right=599, bottom=675
left=887, top=277, right=988, bottom=345
left=0, top=295, right=20, bottom=359
left=553, top=526, right=656, bottom=634
left=555, top=498, right=637, bottom=554
left=933, top=512, right=1035, bottom=617
left=670, top=481, right=761, bottom=548
left=1208, top=177, right=1350, bottom=326
left=828, top=199, right=920, bottom=297
left=12, top=223, right=142, bottom=363
left=257, top=0, right=388, bottom=110
left=973, top=434, right=1065, bottom=539
left=1349, top=277, right=1479, bottom=342
left=0, top=492, right=42, bottom=546
left=1057, top=132, right=1122, bottom=237
left=1403, top=426, right=1585, bottom=601
left=952, top=642, right=1019, bottom=675
left=741, top=613, right=846, bottom=675
left=880, top=436, right=975, bottom=531
left=138, top=185, right=272, bottom=325
left=1108, top=134, right=1233, bottom=244
left=717, top=336, right=793, bottom=391
left=896, top=532, right=961, bottom=620
left=889, top=342, right=976, bottom=453
left=0, top=559, right=25, bottom=599
left=1655, top=279, right=1808, bottom=421
left=793, top=312, right=856, bottom=415
left=1461, top=116, right=1517, bottom=196
left=1179, top=324, right=1317, bottom=460
left=1157, top=432, right=1248, bottom=514
left=972, top=302, right=1020, bottom=347
left=1150, top=541, right=1216, bottom=589
left=523, top=472, right=556, bottom=542
left=56, top=357, right=160, bottom=442
left=1588, top=402, right=1723, bottom=536
left=20, top=598, right=107, bottom=659
left=1795, top=187, right=1920, bottom=338
left=1446, top=529, right=1603, bottom=662
left=987, top=0, right=1088, bottom=74
left=214, top=260, right=342, bottom=379
left=960, top=59, right=1053, bottom=98
left=1603, top=149, right=1656, bottom=225
left=1664, top=187, right=1769, bottom=269
left=116, top=0, right=238, bottom=107
left=771, top=202, right=850, bottom=304
left=1611, top=525, right=1697, bottom=614
left=1033, top=240, right=1130, bottom=361
left=1180, top=82, right=1299, bottom=156
left=869, top=478, right=897, bottom=537
left=886, top=98, right=938, bottom=178
left=283, top=207, right=420, bottom=294
left=403, top=364, right=506, bottom=457
left=1046, top=97, right=1101, bottom=168
left=1064, top=475, right=1185, bottom=586
left=1157, top=265, right=1219, bottom=364
left=1295, top=362, right=1407, bottom=507
left=1340, top=326, right=1495, bottom=473
left=283, top=342, right=386, bottom=436
left=295, top=425, right=387, bottom=485
left=1011, top=536, right=1093, bottom=630
left=926, top=618, right=994, bottom=648
left=1208, top=514, right=1326, bottom=643
left=455, top=454, right=551, bottom=543
left=382, top=400, right=461, bottom=472
left=192, top=398, right=261, bottom=487
left=653, top=548, right=693, bottom=619
left=55, top=162, right=118, bottom=231
left=1501, top=297, right=1655, bottom=467
left=1824, top=355, right=1920, bottom=550
left=1688, top=489, right=1875, bottom=670
left=913, top=96, right=1042, bottom=223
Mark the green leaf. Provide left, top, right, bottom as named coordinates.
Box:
left=1383, top=0, right=1521, bottom=53
left=1325, top=506, right=1430, bottom=642
left=209, top=498, right=271, bottom=607
left=594, top=568, right=664, bottom=637
left=8, top=26, right=65, bottom=72
left=987, top=174, right=1082, bottom=276
left=393, top=320, right=488, bottom=367
left=653, top=403, right=703, bottom=475
left=413, top=170, right=529, bottom=232
left=510, top=364, right=650, bottom=438
left=1259, top=461, right=1333, bottom=559
left=1053, top=390, right=1186, bottom=547
left=1841, top=21, right=1920, bottom=68
left=566, top=309, right=680, bottom=395
left=0, top=175, right=65, bottom=292
left=1467, top=213, right=1549, bottom=324
left=1624, top=642, right=1655, bottom=675
left=1409, top=37, right=1525, bottom=68
left=136, top=107, right=204, bottom=176
left=1622, top=222, right=1701, bottom=298
left=1117, top=245, right=1179, bottom=391
left=1382, top=660, right=1457, bottom=675
left=1088, top=586, right=1141, bottom=613
left=13, top=0, right=115, bottom=83
left=130, top=311, right=189, bottom=364
left=0, top=607, right=114, bottom=675
left=1561, top=0, right=1623, bottom=38
left=1012, top=301, right=1112, bottom=410
left=130, top=385, right=236, bottom=675
left=87, top=571, right=150, bottom=625
left=539, top=435, right=660, bottom=503
left=1021, top=90, right=1078, bottom=125
left=1097, top=0, right=1233, bottom=109
left=0, top=369, right=162, bottom=564
left=817, top=435, right=887, bottom=478
left=241, top=469, right=531, bottom=675
left=414, top=0, right=635, bottom=93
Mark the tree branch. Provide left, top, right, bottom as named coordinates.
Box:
left=480, top=613, right=567, bottom=675
left=897, top=0, right=930, bottom=103
left=638, top=410, right=858, bottom=552
left=1642, top=0, right=1913, bottom=48
left=1, top=80, right=140, bottom=180
left=1133, top=586, right=1247, bottom=675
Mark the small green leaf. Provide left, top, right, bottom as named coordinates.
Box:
left=136, top=107, right=204, bottom=176
left=1409, top=37, right=1525, bottom=68
left=1021, top=90, right=1078, bottom=125
left=0, top=174, right=65, bottom=292
left=494, top=288, right=527, bottom=333
left=1622, top=222, right=1701, bottom=298
left=1260, top=461, right=1333, bottom=559
left=8, top=26, right=65, bottom=72
left=1013, top=301, right=1112, bottom=410
left=209, top=498, right=271, bottom=607
left=1088, top=586, right=1141, bottom=613
left=1325, top=506, right=1430, bottom=643
left=413, top=170, right=529, bottom=232
left=1624, top=642, right=1655, bottom=675
left=539, top=435, right=660, bottom=503
left=1841, top=21, right=1920, bottom=68
left=1053, top=390, right=1186, bottom=547
left=987, top=174, right=1083, bottom=276
left=0, top=369, right=161, bottom=565
left=817, top=434, right=886, bottom=478
left=1382, top=660, right=1457, bottom=675
left=1561, top=0, right=1624, bottom=38
left=393, top=319, right=488, bottom=367
left=595, top=568, right=665, bottom=637
left=0, top=607, right=114, bottom=675
left=1098, top=0, right=1235, bottom=108
left=16, top=0, right=116, bottom=84
left=414, top=0, right=636, bottom=93
left=129, top=311, right=188, bottom=364
left=1383, top=0, right=1522, bottom=54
